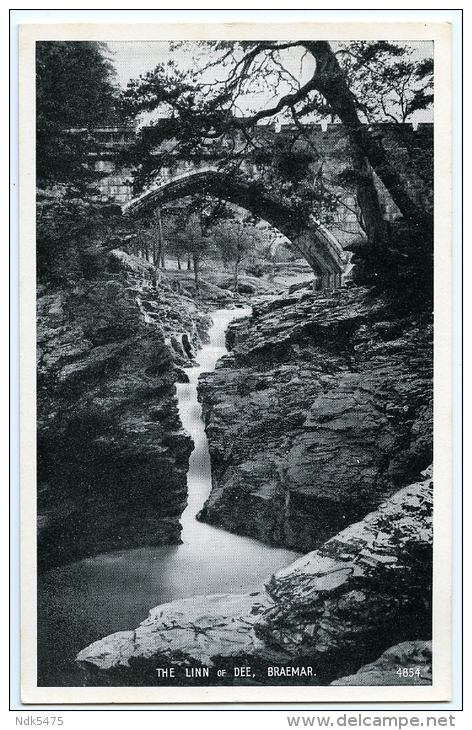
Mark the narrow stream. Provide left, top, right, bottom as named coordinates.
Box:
left=37, top=307, right=300, bottom=686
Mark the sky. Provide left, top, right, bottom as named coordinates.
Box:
left=105, top=40, right=317, bottom=124
left=105, top=40, right=434, bottom=123
left=106, top=41, right=173, bottom=88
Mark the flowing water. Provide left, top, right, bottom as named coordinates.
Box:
left=37, top=307, right=300, bottom=686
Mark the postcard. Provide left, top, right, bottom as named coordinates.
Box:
left=18, top=18, right=453, bottom=704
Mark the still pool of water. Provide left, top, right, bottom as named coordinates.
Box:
left=37, top=307, right=301, bottom=686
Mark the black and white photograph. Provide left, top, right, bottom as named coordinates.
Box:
left=17, top=17, right=454, bottom=705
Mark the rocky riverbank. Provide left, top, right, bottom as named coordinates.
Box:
left=197, top=285, right=433, bottom=552
left=76, top=468, right=433, bottom=686
left=40, top=269, right=434, bottom=685
left=37, top=251, right=221, bottom=572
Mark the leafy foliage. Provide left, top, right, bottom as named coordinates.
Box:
left=36, top=196, right=122, bottom=285
left=119, top=41, right=433, bottom=242
left=211, top=219, right=254, bottom=289
left=36, top=41, right=125, bottom=284
left=337, top=41, right=433, bottom=124
left=36, top=41, right=121, bottom=188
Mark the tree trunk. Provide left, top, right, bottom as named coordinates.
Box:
left=193, top=254, right=200, bottom=294
left=153, top=226, right=158, bottom=266
left=234, top=259, right=239, bottom=291
left=302, top=41, right=432, bottom=234
left=143, top=239, right=149, bottom=261
left=351, top=145, right=390, bottom=250
left=156, top=207, right=165, bottom=267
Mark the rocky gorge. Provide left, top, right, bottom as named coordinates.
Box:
left=37, top=250, right=218, bottom=572
left=71, top=279, right=434, bottom=686
left=198, top=286, right=432, bottom=553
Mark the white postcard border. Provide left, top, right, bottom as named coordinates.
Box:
left=18, top=17, right=454, bottom=706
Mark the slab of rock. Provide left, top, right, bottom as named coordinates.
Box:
left=77, top=592, right=267, bottom=669
left=76, top=591, right=289, bottom=675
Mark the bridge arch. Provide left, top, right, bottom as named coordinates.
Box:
left=123, top=168, right=353, bottom=288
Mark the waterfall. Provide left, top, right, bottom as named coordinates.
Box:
left=176, top=307, right=250, bottom=535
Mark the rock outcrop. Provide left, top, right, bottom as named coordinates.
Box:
left=331, top=641, right=432, bottom=686
left=254, top=466, right=433, bottom=679
left=77, top=469, right=432, bottom=686
left=198, top=286, right=433, bottom=552
left=37, top=254, right=213, bottom=572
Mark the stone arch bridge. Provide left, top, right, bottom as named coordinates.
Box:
left=123, top=167, right=354, bottom=289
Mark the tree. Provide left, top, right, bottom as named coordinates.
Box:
left=213, top=219, right=254, bottom=291
left=36, top=41, right=123, bottom=283
left=338, top=41, right=433, bottom=126
left=172, top=211, right=213, bottom=294
left=120, top=40, right=433, bottom=272
left=36, top=41, right=121, bottom=189
left=36, top=195, right=122, bottom=284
